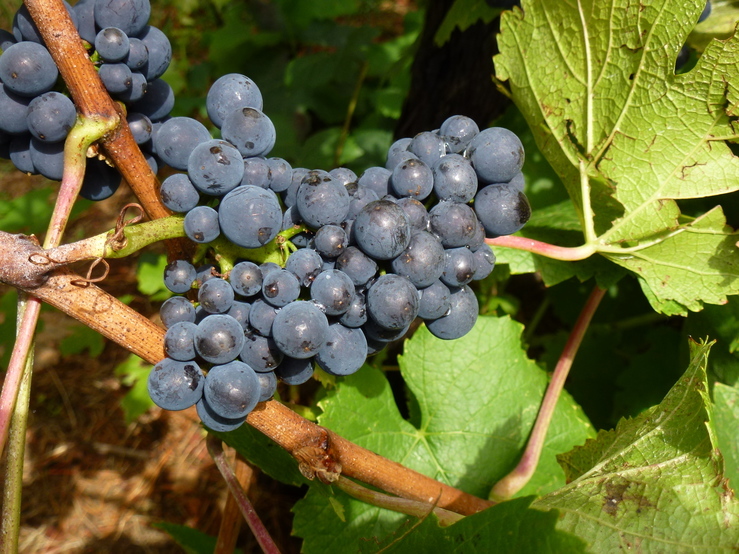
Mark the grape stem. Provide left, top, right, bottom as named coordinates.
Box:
left=485, top=235, right=596, bottom=261
left=215, top=453, right=254, bottom=554
left=207, top=435, right=281, bottom=554
left=489, top=285, right=606, bottom=501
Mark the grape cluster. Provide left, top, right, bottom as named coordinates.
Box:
left=0, top=0, right=171, bottom=200
left=148, top=73, right=531, bottom=432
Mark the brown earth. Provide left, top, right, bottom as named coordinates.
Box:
left=1, top=172, right=302, bottom=553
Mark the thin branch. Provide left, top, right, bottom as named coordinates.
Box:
left=23, top=0, right=192, bottom=261
left=207, top=435, right=281, bottom=554
left=215, top=454, right=253, bottom=554
left=490, top=285, right=606, bottom=501
left=7, top=263, right=492, bottom=515
left=336, top=476, right=464, bottom=527
left=0, top=296, right=34, bottom=554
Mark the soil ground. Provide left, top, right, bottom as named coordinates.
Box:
left=0, top=171, right=302, bottom=553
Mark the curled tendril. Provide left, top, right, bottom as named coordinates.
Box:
left=70, top=257, right=110, bottom=287
left=27, top=252, right=63, bottom=266
left=107, top=203, right=145, bottom=251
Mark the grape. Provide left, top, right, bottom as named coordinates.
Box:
left=79, top=157, right=122, bottom=201
left=0, top=85, right=31, bottom=135
left=256, top=371, right=277, bottom=402
left=275, top=356, right=314, bottom=385
left=699, top=1, right=711, bottom=22
left=395, top=197, right=429, bottom=233
left=27, top=92, right=76, bottom=143
left=338, top=290, right=367, bottom=328
left=474, top=183, right=531, bottom=236
left=508, top=171, right=525, bottom=192
left=358, top=166, right=392, bottom=198
left=329, top=167, right=358, bottom=187
left=99, top=63, right=133, bottom=95
left=125, top=37, right=148, bottom=70
left=148, top=358, right=204, bottom=411
left=241, top=156, right=271, bottom=188
left=160, top=295, right=196, bottom=328
left=314, top=225, right=348, bottom=258
left=160, top=173, right=200, bottom=213
left=316, top=324, right=367, bottom=376
left=468, top=127, right=525, bottom=184
left=29, top=138, right=64, bottom=180
left=249, top=298, right=278, bottom=337
left=187, top=139, right=244, bottom=196
left=203, top=360, right=260, bottom=419
left=73, top=0, right=97, bottom=43
left=429, top=201, right=479, bottom=248
left=266, top=157, right=292, bottom=192
left=366, top=274, right=419, bottom=331
left=196, top=396, right=245, bottom=432
left=9, top=136, right=34, bottom=174
left=95, top=27, right=130, bottom=62
left=472, top=243, right=496, bottom=280
left=137, top=25, right=172, bottom=81
left=218, top=185, right=282, bottom=248
left=426, top=285, right=479, bottom=340
left=195, top=264, right=219, bottom=287
left=207, top=73, right=264, bottom=128
left=390, top=157, right=433, bottom=200
left=282, top=167, right=309, bottom=207
left=417, top=280, right=451, bottom=320
left=385, top=137, right=413, bottom=170
left=164, top=321, right=198, bottom=361
left=432, top=153, right=478, bottom=202
left=271, top=301, right=329, bottom=359
left=296, top=172, right=351, bottom=229
left=163, top=259, right=196, bottom=294
left=363, top=319, right=410, bottom=343
left=221, top=107, right=275, bottom=158
left=116, top=71, right=147, bottom=103
left=310, top=269, right=355, bottom=316
left=262, top=269, right=301, bottom=308
left=127, top=113, right=153, bottom=145
left=409, top=131, right=446, bottom=167
left=439, top=115, right=479, bottom=154
left=467, top=218, right=486, bottom=252
left=130, top=78, right=174, bottom=121
left=184, top=205, right=220, bottom=244
left=195, top=314, right=245, bottom=364
left=0, top=41, right=58, bottom=97
left=95, top=0, right=150, bottom=38
left=198, top=277, right=235, bottom=314
left=13, top=2, right=77, bottom=45
left=154, top=117, right=211, bottom=170
left=346, top=185, right=379, bottom=220
left=229, top=261, right=263, bottom=297
left=440, top=247, right=476, bottom=287
left=391, top=230, right=446, bottom=288
left=227, top=300, right=251, bottom=329
left=240, top=330, right=284, bottom=372
left=353, top=199, right=412, bottom=260
left=285, top=248, right=323, bottom=287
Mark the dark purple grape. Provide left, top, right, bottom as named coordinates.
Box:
left=195, top=314, right=245, bottom=364
left=204, top=360, right=260, bottom=419
left=148, top=358, right=204, bottom=411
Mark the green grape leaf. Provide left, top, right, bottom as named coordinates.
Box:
left=59, top=324, right=105, bottom=357
left=434, top=0, right=502, bottom=46
left=153, top=522, right=244, bottom=554
left=358, top=497, right=587, bottom=554
left=136, top=253, right=171, bottom=301
left=533, top=340, right=739, bottom=551
left=114, top=354, right=154, bottom=424
left=714, top=382, right=739, bottom=490
left=293, top=316, right=594, bottom=552
left=496, top=0, right=739, bottom=314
